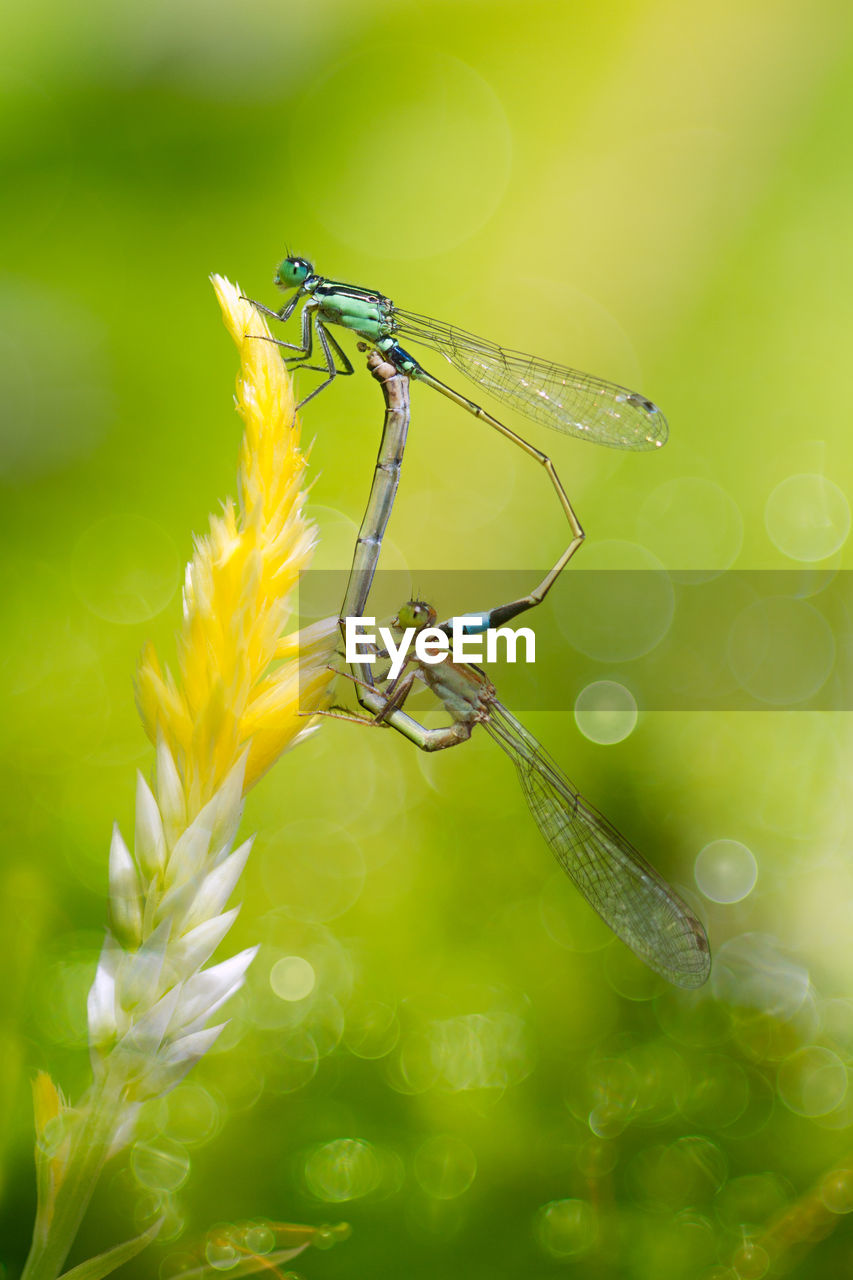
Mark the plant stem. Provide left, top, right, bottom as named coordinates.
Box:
left=22, top=1074, right=124, bottom=1280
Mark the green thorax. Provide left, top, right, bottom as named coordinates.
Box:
left=308, top=275, right=396, bottom=344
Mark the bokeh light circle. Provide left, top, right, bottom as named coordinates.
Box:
left=619, top=1040, right=689, bottom=1125
left=205, top=1232, right=239, bottom=1272
left=413, top=1135, right=477, bottom=1200
left=715, top=1172, right=789, bottom=1231
left=270, top=955, right=316, bottom=1001
left=765, top=473, right=850, bottom=561
left=731, top=1241, right=770, bottom=1279
left=576, top=1138, right=619, bottom=1180
left=711, top=934, right=811, bottom=1020
left=628, top=1136, right=727, bottom=1210
left=130, top=1138, right=191, bottom=1193
left=429, top=1009, right=535, bottom=1092
left=154, top=1082, right=222, bottom=1147
left=556, top=540, right=674, bottom=661
left=292, top=50, right=511, bottom=258
left=266, top=1030, right=319, bottom=1094
left=306, top=996, right=346, bottom=1057
left=386, top=1029, right=441, bottom=1095
left=727, top=596, right=834, bottom=704
left=777, top=1046, right=847, bottom=1117
left=818, top=998, right=853, bottom=1060
left=242, top=1223, right=275, bottom=1254
left=820, top=1169, right=853, bottom=1214
left=72, top=515, right=179, bottom=624
left=574, top=680, right=638, bottom=744
left=304, top=1138, right=382, bottom=1203
left=679, top=1055, right=750, bottom=1129
left=637, top=476, right=743, bottom=575
left=671, top=1136, right=728, bottom=1197
left=605, top=941, right=665, bottom=1003
left=136, top=1191, right=185, bottom=1244
left=725, top=1068, right=776, bottom=1141
left=695, top=839, right=758, bottom=903
left=535, top=1199, right=597, bottom=1258
left=586, top=1057, right=638, bottom=1137
left=343, top=1000, right=400, bottom=1059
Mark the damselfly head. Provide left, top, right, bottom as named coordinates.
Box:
left=275, top=256, right=314, bottom=291
left=394, top=599, right=436, bottom=632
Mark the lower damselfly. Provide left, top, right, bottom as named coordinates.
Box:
left=333, top=599, right=710, bottom=990
left=249, top=255, right=669, bottom=630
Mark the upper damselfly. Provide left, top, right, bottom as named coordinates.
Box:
left=248, top=256, right=669, bottom=632
left=254, top=256, right=667, bottom=450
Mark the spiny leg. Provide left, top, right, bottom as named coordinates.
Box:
left=333, top=661, right=471, bottom=752
left=333, top=659, right=412, bottom=717
left=280, top=318, right=355, bottom=380
left=241, top=291, right=302, bottom=324
left=249, top=314, right=354, bottom=408
left=313, top=321, right=354, bottom=381
left=287, top=319, right=350, bottom=409
left=309, top=705, right=385, bottom=728
left=244, top=298, right=314, bottom=362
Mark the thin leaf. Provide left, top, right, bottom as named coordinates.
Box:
left=173, top=1241, right=312, bottom=1280
left=57, top=1216, right=163, bottom=1280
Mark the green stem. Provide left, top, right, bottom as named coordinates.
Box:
left=22, top=1074, right=124, bottom=1280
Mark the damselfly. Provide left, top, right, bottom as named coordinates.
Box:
left=337, top=600, right=710, bottom=990
left=249, top=256, right=668, bottom=630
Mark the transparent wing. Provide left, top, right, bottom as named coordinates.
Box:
left=392, top=306, right=668, bottom=451
left=483, top=703, right=710, bottom=988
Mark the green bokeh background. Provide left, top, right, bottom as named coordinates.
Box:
left=3, top=1, right=853, bottom=1275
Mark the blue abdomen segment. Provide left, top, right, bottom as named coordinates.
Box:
left=375, top=338, right=424, bottom=378
left=440, top=612, right=493, bottom=636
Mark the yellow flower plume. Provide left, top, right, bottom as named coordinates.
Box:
left=136, top=277, right=335, bottom=815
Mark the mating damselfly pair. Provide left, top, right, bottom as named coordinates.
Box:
left=247, top=256, right=710, bottom=989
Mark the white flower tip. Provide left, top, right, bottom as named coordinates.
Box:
left=135, top=772, right=167, bottom=878
left=156, top=735, right=187, bottom=843
left=87, top=958, right=117, bottom=1048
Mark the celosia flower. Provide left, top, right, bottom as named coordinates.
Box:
left=136, top=277, right=333, bottom=813
left=25, top=278, right=336, bottom=1280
